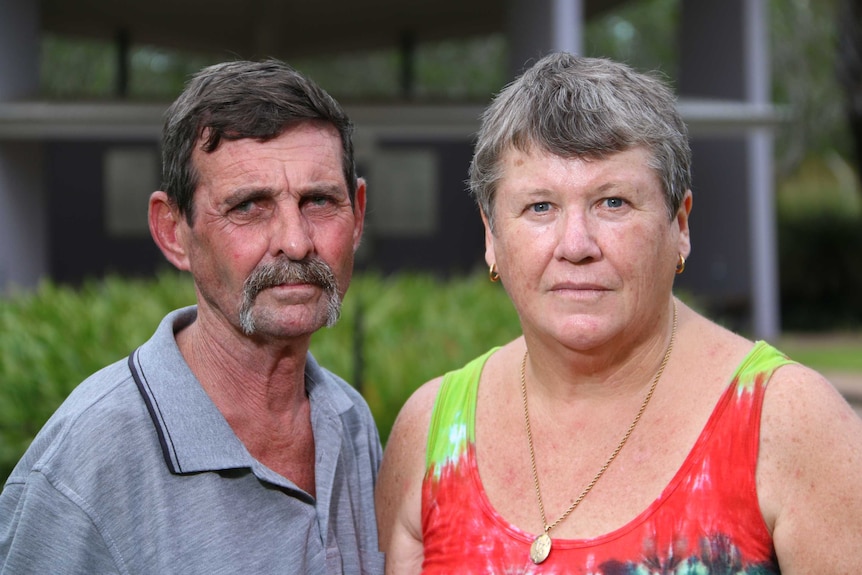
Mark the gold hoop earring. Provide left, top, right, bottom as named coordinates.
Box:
left=676, top=254, right=686, bottom=275
left=489, top=263, right=500, bottom=282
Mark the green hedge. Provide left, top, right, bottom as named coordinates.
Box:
left=8, top=256, right=850, bottom=484
left=0, top=272, right=197, bottom=481
left=779, top=214, right=862, bottom=330
left=0, top=271, right=522, bottom=481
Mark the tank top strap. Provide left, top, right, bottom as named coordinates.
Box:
left=425, top=347, right=498, bottom=476
left=719, top=340, right=796, bottom=475
left=732, top=340, right=796, bottom=394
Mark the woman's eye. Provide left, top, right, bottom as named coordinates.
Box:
left=531, top=202, right=551, bottom=213
left=604, top=197, right=625, bottom=208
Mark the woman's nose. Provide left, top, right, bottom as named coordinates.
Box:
left=553, top=211, right=602, bottom=264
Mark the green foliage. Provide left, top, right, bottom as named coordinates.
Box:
left=2, top=269, right=859, bottom=482
left=291, top=49, right=403, bottom=101
left=40, top=34, right=222, bottom=101
left=0, top=271, right=519, bottom=480
left=778, top=213, right=862, bottom=330
left=585, top=0, right=679, bottom=77
left=40, top=34, right=117, bottom=99
left=777, top=154, right=862, bottom=331
left=128, top=49, right=222, bottom=100
left=770, top=0, right=853, bottom=172
left=311, top=273, right=522, bottom=444
left=0, top=271, right=196, bottom=480
left=413, top=35, right=507, bottom=101
left=776, top=152, right=862, bottom=220
left=776, top=336, right=862, bottom=371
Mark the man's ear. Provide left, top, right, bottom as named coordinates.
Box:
left=149, top=191, right=191, bottom=271
left=352, top=178, right=367, bottom=252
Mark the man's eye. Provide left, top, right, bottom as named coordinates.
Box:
left=232, top=200, right=255, bottom=213
left=604, top=197, right=625, bottom=208
left=531, top=202, right=551, bottom=213
left=226, top=197, right=270, bottom=223
left=308, top=195, right=331, bottom=207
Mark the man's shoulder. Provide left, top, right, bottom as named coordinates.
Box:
left=5, top=354, right=153, bottom=487
left=43, top=356, right=139, bottom=431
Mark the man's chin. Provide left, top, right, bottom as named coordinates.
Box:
left=264, top=283, right=320, bottom=299
left=239, top=301, right=339, bottom=337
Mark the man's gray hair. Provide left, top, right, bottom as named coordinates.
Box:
left=161, top=59, right=357, bottom=225
left=469, top=52, right=691, bottom=230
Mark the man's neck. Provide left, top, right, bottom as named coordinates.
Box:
left=175, top=317, right=318, bottom=494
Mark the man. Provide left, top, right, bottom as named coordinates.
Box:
left=0, top=60, right=382, bottom=574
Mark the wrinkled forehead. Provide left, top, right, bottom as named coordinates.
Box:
left=494, top=142, right=657, bottom=185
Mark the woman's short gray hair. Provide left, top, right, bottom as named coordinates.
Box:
left=469, top=52, right=691, bottom=230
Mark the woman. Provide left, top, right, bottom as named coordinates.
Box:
left=376, top=52, right=862, bottom=574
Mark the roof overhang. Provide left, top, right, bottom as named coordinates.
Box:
left=0, top=99, right=789, bottom=142
left=40, top=0, right=631, bottom=58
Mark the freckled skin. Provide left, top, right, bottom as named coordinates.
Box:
left=378, top=144, right=862, bottom=575
left=147, top=121, right=367, bottom=494
left=171, top=122, right=364, bottom=345
left=485, top=146, right=690, bottom=356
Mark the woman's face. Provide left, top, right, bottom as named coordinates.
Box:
left=485, top=145, right=691, bottom=352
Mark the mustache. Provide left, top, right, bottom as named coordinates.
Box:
left=238, top=256, right=340, bottom=335
left=242, top=256, right=337, bottom=300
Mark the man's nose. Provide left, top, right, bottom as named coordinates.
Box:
left=271, top=205, right=314, bottom=261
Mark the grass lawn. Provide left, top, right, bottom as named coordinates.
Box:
left=775, top=332, right=862, bottom=372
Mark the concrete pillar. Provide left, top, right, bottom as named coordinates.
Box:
left=743, top=0, right=780, bottom=340
left=0, top=0, right=45, bottom=291
left=677, top=0, right=778, bottom=338
left=506, top=0, right=584, bottom=77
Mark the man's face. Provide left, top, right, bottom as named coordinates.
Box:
left=176, top=121, right=365, bottom=341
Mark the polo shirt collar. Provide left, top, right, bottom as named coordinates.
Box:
left=128, top=306, right=354, bottom=497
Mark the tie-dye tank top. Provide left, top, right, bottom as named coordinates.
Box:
left=421, top=341, right=793, bottom=574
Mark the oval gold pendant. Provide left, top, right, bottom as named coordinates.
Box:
left=530, top=532, right=552, bottom=564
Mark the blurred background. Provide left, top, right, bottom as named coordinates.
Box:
left=5, top=0, right=862, bottom=335
left=1, top=0, right=861, bottom=472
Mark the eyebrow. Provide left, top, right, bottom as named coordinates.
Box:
left=595, top=181, right=633, bottom=194
left=221, top=181, right=349, bottom=205
left=222, top=187, right=276, bottom=207
left=300, top=182, right=348, bottom=196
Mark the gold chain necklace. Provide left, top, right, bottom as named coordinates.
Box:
left=521, top=302, right=677, bottom=565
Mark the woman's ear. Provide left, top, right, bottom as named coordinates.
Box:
left=149, top=191, right=191, bottom=271
left=480, top=209, right=496, bottom=270
left=676, top=189, right=693, bottom=260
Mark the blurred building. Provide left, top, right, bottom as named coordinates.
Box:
left=0, top=0, right=783, bottom=337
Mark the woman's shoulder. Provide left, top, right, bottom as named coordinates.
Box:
left=755, top=355, right=862, bottom=569
left=391, top=342, right=519, bottom=438
left=760, top=360, right=854, bottom=431
left=673, top=305, right=755, bottom=385
left=390, top=376, right=445, bottom=442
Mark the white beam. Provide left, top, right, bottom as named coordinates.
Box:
left=744, top=0, right=780, bottom=339
left=553, top=0, right=584, bottom=55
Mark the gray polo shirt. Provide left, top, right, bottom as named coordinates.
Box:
left=0, top=306, right=383, bottom=574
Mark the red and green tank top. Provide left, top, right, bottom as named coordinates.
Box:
left=421, top=341, right=793, bottom=574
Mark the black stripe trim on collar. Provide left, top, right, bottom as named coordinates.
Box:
left=128, top=348, right=181, bottom=474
